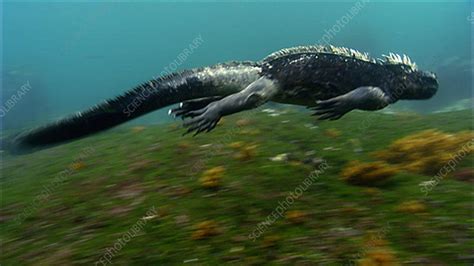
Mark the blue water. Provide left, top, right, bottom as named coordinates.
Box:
left=2, top=1, right=472, bottom=130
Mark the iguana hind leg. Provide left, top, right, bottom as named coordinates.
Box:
left=169, top=96, right=224, bottom=119
left=183, top=76, right=280, bottom=136
left=311, top=86, right=395, bottom=120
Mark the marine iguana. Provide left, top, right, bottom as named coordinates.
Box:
left=8, top=45, right=438, bottom=154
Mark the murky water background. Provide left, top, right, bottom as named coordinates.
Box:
left=2, top=1, right=472, bottom=130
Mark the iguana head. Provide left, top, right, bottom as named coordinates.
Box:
left=407, top=70, right=438, bottom=99
left=383, top=53, right=438, bottom=100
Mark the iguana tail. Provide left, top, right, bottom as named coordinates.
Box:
left=7, top=62, right=261, bottom=154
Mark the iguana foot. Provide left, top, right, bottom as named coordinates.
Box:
left=182, top=102, right=221, bottom=136
left=310, top=96, right=353, bottom=120
left=169, top=96, right=223, bottom=119
left=182, top=76, right=280, bottom=136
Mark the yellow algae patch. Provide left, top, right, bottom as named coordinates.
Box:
left=396, top=200, right=427, bottom=214
left=199, top=166, right=225, bottom=188
left=191, top=220, right=220, bottom=240
left=177, top=141, right=192, bottom=150
left=236, top=118, right=251, bottom=127
left=228, top=141, right=244, bottom=149
left=358, top=248, right=399, bottom=266
left=341, top=161, right=398, bottom=186
left=286, top=210, right=308, bottom=224
left=70, top=161, right=86, bottom=170
left=234, top=144, right=258, bottom=161
left=375, top=130, right=474, bottom=175
left=229, top=142, right=258, bottom=161
left=324, top=128, right=342, bottom=138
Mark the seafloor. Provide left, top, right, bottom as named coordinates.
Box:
left=1, top=108, right=473, bottom=265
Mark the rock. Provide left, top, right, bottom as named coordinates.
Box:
left=262, top=108, right=277, bottom=113
left=323, top=146, right=341, bottom=151
left=270, top=153, right=289, bottom=162
left=199, top=144, right=212, bottom=148
left=302, top=157, right=325, bottom=168
left=229, top=246, right=245, bottom=253
left=175, top=214, right=190, bottom=226
left=304, top=123, right=318, bottom=129
left=262, top=108, right=285, bottom=117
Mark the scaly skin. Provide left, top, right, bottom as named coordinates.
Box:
left=8, top=45, right=438, bottom=153
left=176, top=45, right=438, bottom=133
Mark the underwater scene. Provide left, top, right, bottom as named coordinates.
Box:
left=1, top=1, right=473, bottom=265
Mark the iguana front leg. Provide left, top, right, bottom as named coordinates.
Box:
left=311, top=86, right=396, bottom=120
left=182, top=76, right=280, bottom=135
